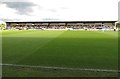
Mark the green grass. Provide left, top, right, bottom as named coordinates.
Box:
left=2, top=30, right=118, bottom=77
left=3, top=66, right=118, bottom=77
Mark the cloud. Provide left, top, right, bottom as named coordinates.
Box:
left=0, top=18, right=20, bottom=22
left=2, top=2, right=36, bottom=15
left=42, top=18, right=61, bottom=21
left=48, top=9, right=57, bottom=13
left=0, top=0, right=119, bottom=22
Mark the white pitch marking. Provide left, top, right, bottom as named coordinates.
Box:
left=1, top=64, right=119, bottom=72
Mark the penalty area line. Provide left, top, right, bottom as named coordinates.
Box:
left=1, top=63, right=119, bottom=73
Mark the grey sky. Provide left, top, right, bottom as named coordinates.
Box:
left=2, top=2, right=36, bottom=15
left=0, top=0, right=119, bottom=22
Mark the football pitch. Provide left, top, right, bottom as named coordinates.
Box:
left=2, top=30, right=118, bottom=77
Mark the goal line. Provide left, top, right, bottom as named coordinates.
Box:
left=1, top=64, right=119, bottom=73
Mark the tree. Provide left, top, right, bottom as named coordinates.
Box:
left=0, top=23, right=6, bottom=30
left=116, top=23, right=120, bottom=28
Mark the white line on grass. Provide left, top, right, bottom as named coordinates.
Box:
left=1, top=64, right=119, bottom=73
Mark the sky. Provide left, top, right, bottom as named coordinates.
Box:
left=0, top=0, right=119, bottom=22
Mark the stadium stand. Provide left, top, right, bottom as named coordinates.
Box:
left=5, top=21, right=119, bottom=31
